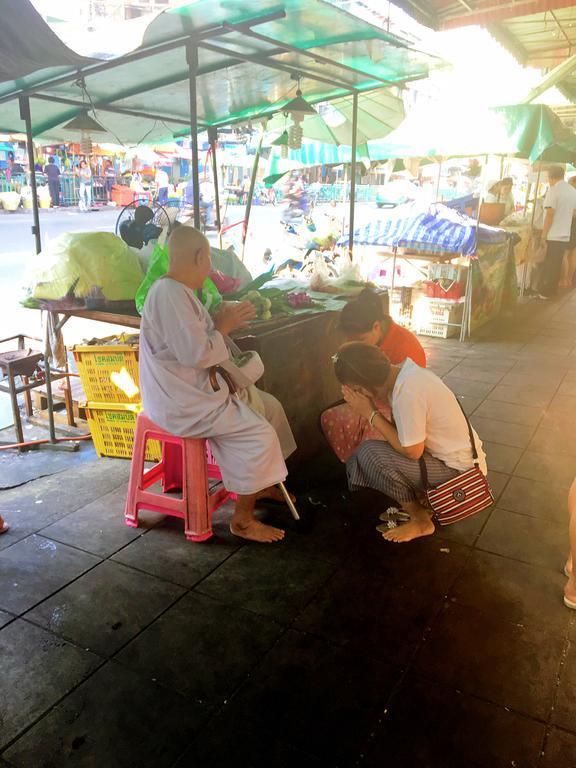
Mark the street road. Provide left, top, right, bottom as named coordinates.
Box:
left=0, top=200, right=373, bottom=343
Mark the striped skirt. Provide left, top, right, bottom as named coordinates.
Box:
left=347, top=440, right=461, bottom=504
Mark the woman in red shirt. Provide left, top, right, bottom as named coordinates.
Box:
left=321, top=289, right=426, bottom=462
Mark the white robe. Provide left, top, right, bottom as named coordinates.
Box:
left=139, top=277, right=296, bottom=495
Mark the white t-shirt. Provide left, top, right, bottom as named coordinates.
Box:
left=543, top=180, right=576, bottom=242
left=391, top=359, right=487, bottom=475
left=155, top=169, right=169, bottom=188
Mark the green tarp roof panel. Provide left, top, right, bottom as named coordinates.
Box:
left=366, top=104, right=576, bottom=163
left=0, top=0, right=439, bottom=144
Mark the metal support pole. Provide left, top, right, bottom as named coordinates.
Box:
left=435, top=158, right=443, bottom=202
left=520, top=164, right=542, bottom=297
left=186, top=41, right=201, bottom=230
left=241, top=128, right=265, bottom=262
left=208, top=126, right=222, bottom=244
left=19, top=96, right=41, bottom=254
left=348, top=91, right=359, bottom=259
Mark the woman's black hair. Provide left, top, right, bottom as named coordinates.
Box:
left=333, top=342, right=391, bottom=391
left=339, top=288, right=384, bottom=335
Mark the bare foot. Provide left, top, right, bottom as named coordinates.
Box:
left=0, top=520, right=9, bottom=535
left=382, top=518, right=435, bottom=543
left=256, top=486, right=296, bottom=504
left=230, top=520, right=285, bottom=543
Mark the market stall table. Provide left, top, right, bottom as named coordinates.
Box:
left=39, top=303, right=348, bottom=460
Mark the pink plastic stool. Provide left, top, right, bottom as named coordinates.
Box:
left=124, top=412, right=234, bottom=542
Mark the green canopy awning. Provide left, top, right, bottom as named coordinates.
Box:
left=0, top=0, right=440, bottom=145
left=366, top=104, right=576, bottom=164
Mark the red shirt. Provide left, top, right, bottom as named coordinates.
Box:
left=379, top=319, right=426, bottom=368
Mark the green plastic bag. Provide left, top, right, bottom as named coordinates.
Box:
left=135, top=244, right=222, bottom=315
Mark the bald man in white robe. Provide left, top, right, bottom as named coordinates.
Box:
left=139, top=226, right=296, bottom=543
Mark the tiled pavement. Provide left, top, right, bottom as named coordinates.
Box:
left=1, top=294, right=576, bottom=767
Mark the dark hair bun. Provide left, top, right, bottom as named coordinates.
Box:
left=339, top=288, right=384, bottom=334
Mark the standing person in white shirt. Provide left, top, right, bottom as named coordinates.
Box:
left=539, top=166, right=576, bottom=298
left=332, top=343, right=487, bottom=543
left=155, top=165, right=170, bottom=205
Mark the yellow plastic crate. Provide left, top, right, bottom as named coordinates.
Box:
left=84, top=402, right=161, bottom=462
left=72, top=337, right=140, bottom=404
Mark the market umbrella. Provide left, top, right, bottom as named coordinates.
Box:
left=266, top=88, right=405, bottom=147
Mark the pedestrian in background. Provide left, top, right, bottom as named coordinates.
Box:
left=78, top=160, right=92, bottom=211
left=104, top=159, right=115, bottom=203
left=155, top=164, right=169, bottom=205
left=539, top=166, right=576, bottom=298
left=44, top=156, right=60, bottom=207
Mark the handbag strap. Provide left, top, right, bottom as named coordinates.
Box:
left=418, top=397, right=478, bottom=491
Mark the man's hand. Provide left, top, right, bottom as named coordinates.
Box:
left=342, top=385, right=376, bottom=420
left=214, top=300, right=257, bottom=335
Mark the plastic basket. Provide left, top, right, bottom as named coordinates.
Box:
left=84, top=402, right=161, bottom=461
left=72, top=339, right=140, bottom=403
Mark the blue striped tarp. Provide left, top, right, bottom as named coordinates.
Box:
left=339, top=203, right=507, bottom=255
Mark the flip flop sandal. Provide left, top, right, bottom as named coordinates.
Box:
left=0, top=523, right=9, bottom=535
left=564, top=595, right=576, bottom=610
left=376, top=521, right=397, bottom=533
left=379, top=508, right=410, bottom=523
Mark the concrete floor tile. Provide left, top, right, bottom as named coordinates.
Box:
left=499, top=369, right=565, bottom=388
left=473, top=400, right=544, bottom=427
left=552, top=642, right=576, bottom=732
left=488, top=383, right=556, bottom=409
left=174, top=719, right=322, bottom=768
left=225, top=629, right=400, bottom=763
left=487, top=470, right=511, bottom=502
left=195, top=545, right=334, bottom=623
left=436, top=506, right=493, bottom=546
left=514, top=450, right=575, bottom=488
left=527, top=424, right=576, bottom=456
left=476, top=508, right=566, bottom=571
left=295, top=570, right=443, bottom=664
left=3, top=661, right=205, bottom=768
left=449, top=550, right=569, bottom=632
left=111, top=516, right=241, bottom=587
left=445, top=365, right=505, bottom=384
left=364, top=674, right=545, bottom=768
left=39, top=487, right=163, bottom=557
left=470, top=417, right=535, bottom=449
left=455, top=394, right=484, bottom=415
left=546, top=392, right=576, bottom=416
left=0, top=535, right=100, bottom=614
left=0, top=619, right=100, bottom=749
left=0, top=460, right=130, bottom=552
left=414, top=602, right=563, bottom=720
left=540, top=728, right=576, bottom=768
left=116, top=592, right=284, bottom=704
left=557, top=379, right=576, bottom=397
left=345, top=532, right=470, bottom=595
left=0, top=609, right=15, bottom=629
left=442, top=376, right=496, bottom=399
left=26, top=560, right=185, bottom=657
left=483, top=441, right=523, bottom=474
left=498, top=476, right=568, bottom=523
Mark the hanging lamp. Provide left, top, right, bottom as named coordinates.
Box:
left=62, top=78, right=105, bottom=156
left=284, top=81, right=316, bottom=151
